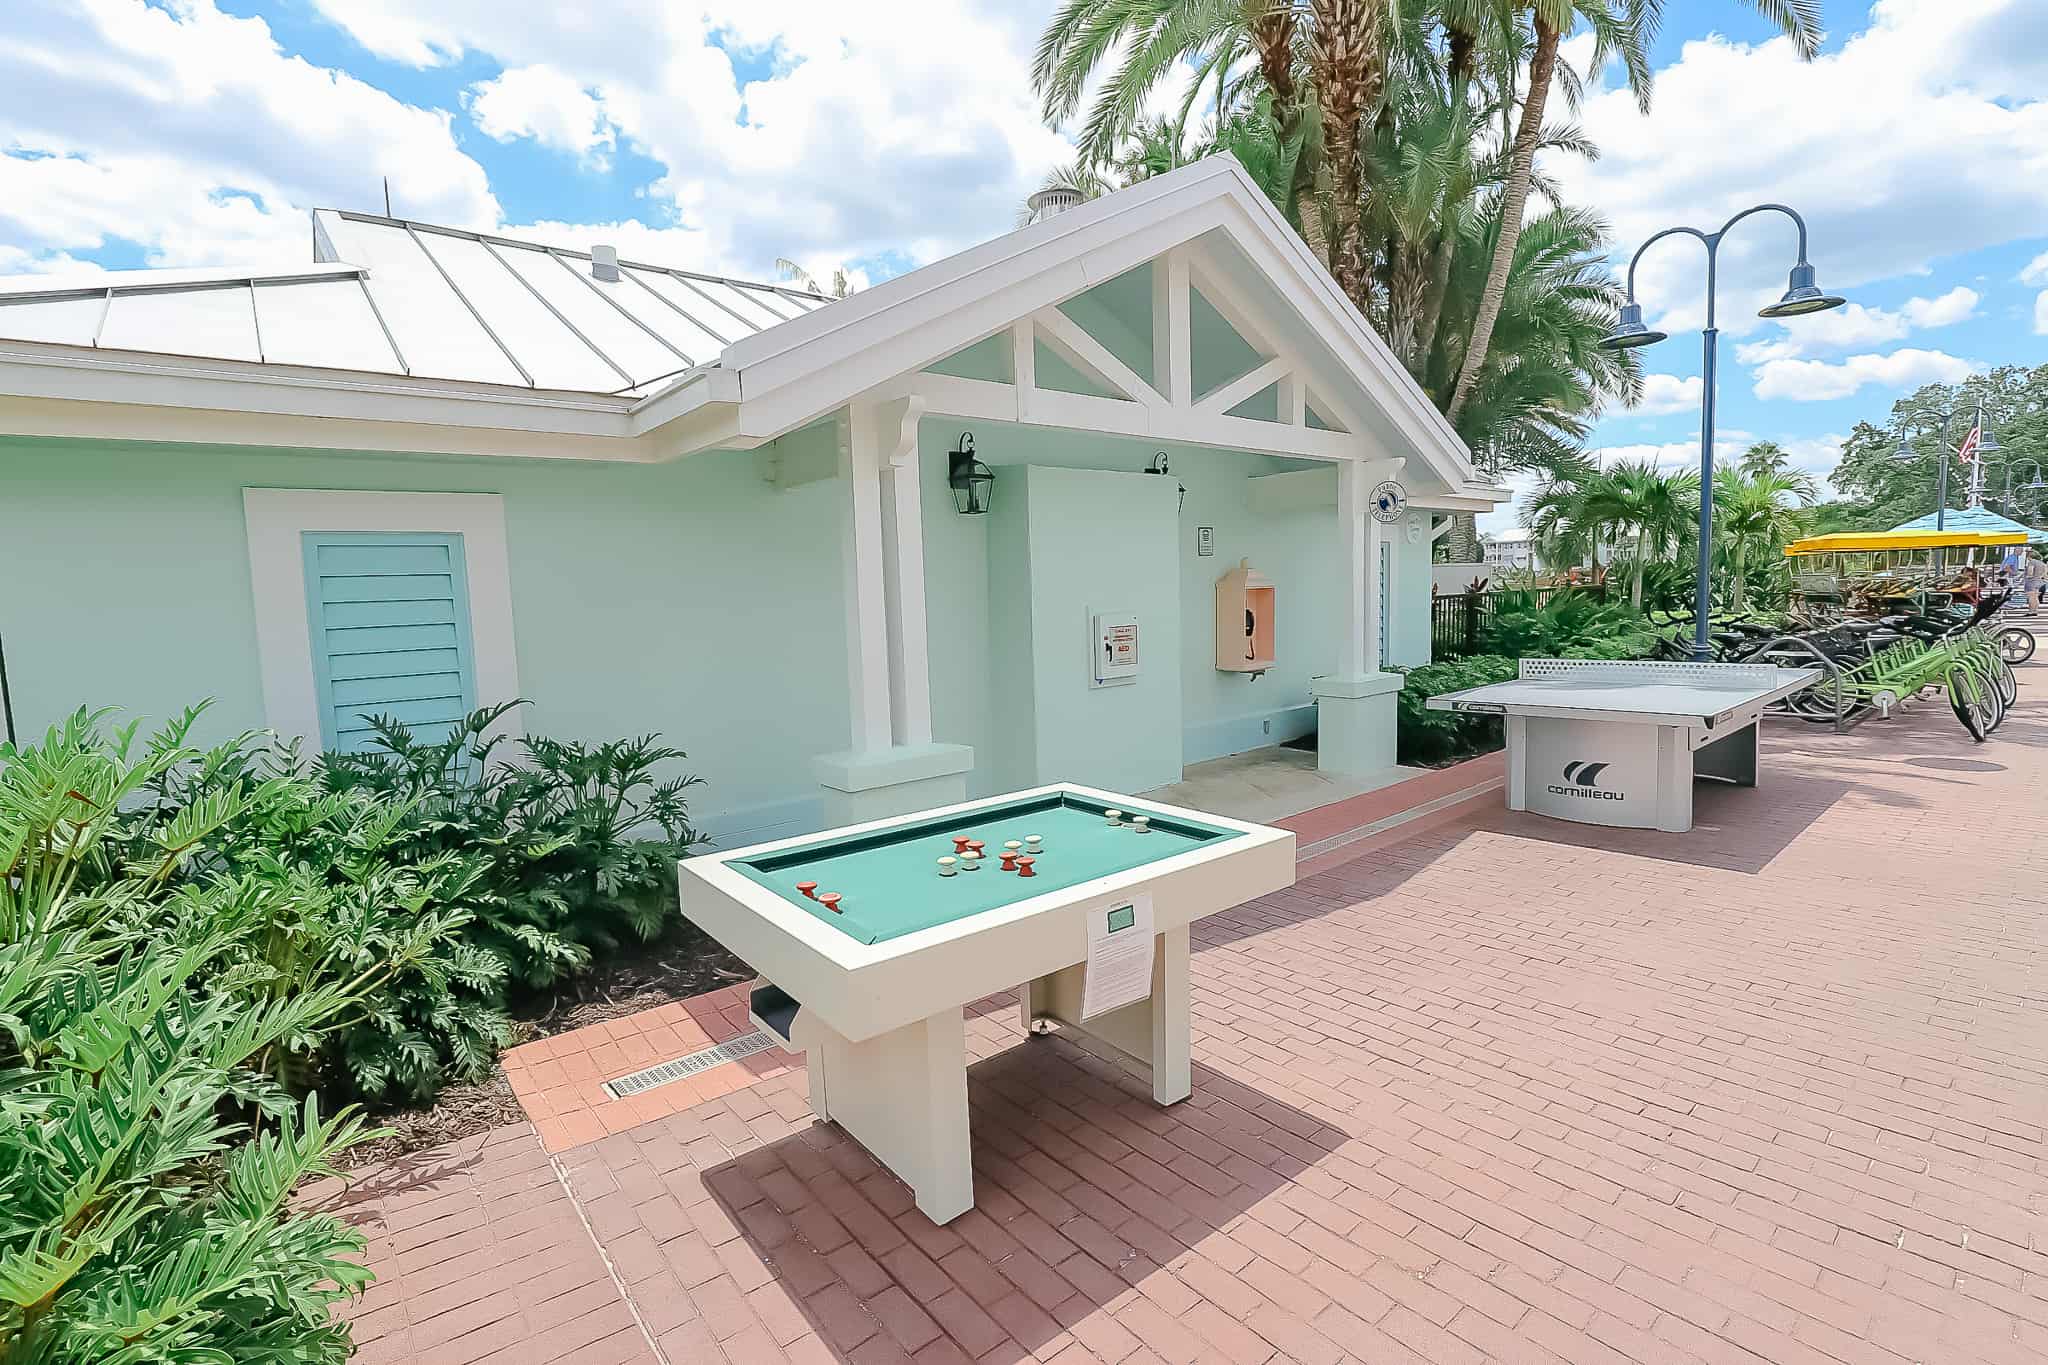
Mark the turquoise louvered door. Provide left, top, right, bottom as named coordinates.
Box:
left=302, top=531, right=478, bottom=753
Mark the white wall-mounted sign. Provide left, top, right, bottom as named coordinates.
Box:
left=1091, top=611, right=1140, bottom=688
left=1196, top=525, right=1215, bottom=557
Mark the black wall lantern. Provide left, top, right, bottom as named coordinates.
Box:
left=948, top=432, right=994, bottom=515
left=1145, top=452, right=1187, bottom=513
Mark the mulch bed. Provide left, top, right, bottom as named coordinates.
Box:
left=337, top=917, right=751, bottom=1168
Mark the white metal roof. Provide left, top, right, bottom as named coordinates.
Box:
left=0, top=210, right=834, bottom=395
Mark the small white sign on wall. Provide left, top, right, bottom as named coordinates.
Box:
left=1090, top=611, right=1140, bottom=688
left=1197, top=526, right=1215, bottom=557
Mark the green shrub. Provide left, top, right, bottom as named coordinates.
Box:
left=0, top=710, right=381, bottom=1362
left=322, top=703, right=703, bottom=993
left=1477, top=589, right=1656, bottom=661
left=1394, top=655, right=1519, bottom=764
left=116, top=717, right=511, bottom=1106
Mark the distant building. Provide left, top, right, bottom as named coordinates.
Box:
left=1483, top=528, right=1536, bottom=573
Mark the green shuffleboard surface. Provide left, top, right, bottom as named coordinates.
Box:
left=728, top=793, right=1237, bottom=945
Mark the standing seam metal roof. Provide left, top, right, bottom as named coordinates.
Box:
left=0, top=209, right=836, bottom=395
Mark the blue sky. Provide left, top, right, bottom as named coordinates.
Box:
left=4, top=1, right=2045, bottom=526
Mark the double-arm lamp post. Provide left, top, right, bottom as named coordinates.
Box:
left=1600, top=205, right=1847, bottom=662
left=1890, top=406, right=2000, bottom=543
left=2004, top=458, right=2047, bottom=515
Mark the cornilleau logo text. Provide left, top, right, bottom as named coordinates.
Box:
left=1547, top=760, right=1624, bottom=801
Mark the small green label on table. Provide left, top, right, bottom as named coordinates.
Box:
left=1106, top=905, right=1136, bottom=933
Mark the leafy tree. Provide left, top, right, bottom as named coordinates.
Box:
left=1828, top=364, right=2048, bottom=531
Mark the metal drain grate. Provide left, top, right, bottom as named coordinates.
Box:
left=603, top=1030, right=780, bottom=1099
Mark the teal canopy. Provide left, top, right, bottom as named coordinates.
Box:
left=1888, top=507, right=2048, bottom=545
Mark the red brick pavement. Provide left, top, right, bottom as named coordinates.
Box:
left=320, top=695, right=2048, bottom=1363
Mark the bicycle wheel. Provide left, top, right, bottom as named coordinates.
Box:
left=1993, top=653, right=2019, bottom=709
left=1947, top=665, right=1994, bottom=742
left=1997, top=626, right=2036, bottom=665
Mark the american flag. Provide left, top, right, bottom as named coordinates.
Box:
left=1957, top=422, right=1981, bottom=464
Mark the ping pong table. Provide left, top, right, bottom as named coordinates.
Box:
left=1427, top=659, right=1822, bottom=832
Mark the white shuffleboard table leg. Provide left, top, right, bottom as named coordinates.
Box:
left=1017, top=924, right=1194, bottom=1106
left=804, top=1008, right=974, bottom=1224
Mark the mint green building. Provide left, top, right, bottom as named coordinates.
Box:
left=0, top=160, right=1505, bottom=843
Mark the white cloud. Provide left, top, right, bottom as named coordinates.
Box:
left=1629, top=373, right=1704, bottom=416
left=466, top=67, right=616, bottom=167
left=2036, top=291, right=2048, bottom=336
left=297, top=1, right=1076, bottom=280
left=2020, top=251, right=2048, bottom=286
left=1732, top=287, right=1977, bottom=365
left=0, top=0, right=496, bottom=271
left=1751, top=348, right=1976, bottom=402
left=1555, top=0, right=2048, bottom=341
left=1901, top=286, right=1978, bottom=328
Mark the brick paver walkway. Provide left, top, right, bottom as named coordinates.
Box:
left=318, top=694, right=2048, bottom=1364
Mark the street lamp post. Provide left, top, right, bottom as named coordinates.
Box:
left=2000, top=457, right=2044, bottom=517
left=1891, top=406, right=2006, bottom=565
left=1601, top=205, right=1846, bottom=661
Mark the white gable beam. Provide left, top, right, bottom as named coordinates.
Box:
left=1278, top=371, right=1304, bottom=426
left=1301, top=389, right=1351, bottom=434
left=1183, top=250, right=1278, bottom=363
left=1031, top=306, right=1160, bottom=409
left=1009, top=319, right=1036, bottom=422
left=1195, top=356, right=1290, bottom=417
left=1184, top=241, right=1375, bottom=438
left=1151, top=248, right=1191, bottom=408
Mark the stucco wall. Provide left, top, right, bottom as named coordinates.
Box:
left=0, top=423, right=1432, bottom=839
left=0, top=434, right=848, bottom=846
left=919, top=418, right=1429, bottom=797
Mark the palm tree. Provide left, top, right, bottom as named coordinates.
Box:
left=1584, top=459, right=1698, bottom=607
left=1438, top=205, right=1641, bottom=500
left=1445, top=0, right=1824, bottom=425
left=1713, top=466, right=1814, bottom=612
left=776, top=259, right=857, bottom=299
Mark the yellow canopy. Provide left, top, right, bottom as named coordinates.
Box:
left=1783, top=528, right=2027, bottom=556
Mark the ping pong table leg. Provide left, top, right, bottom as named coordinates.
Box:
left=1149, top=925, right=1192, bottom=1105
left=1505, top=715, right=1529, bottom=813
left=1694, top=722, right=1759, bottom=787
left=1655, top=725, right=1694, bottom=833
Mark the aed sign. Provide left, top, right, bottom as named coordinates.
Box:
left=1091, top=611, right=1140, bottom=688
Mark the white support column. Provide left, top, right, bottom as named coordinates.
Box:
left=839, top=408, right=894, bottom=754
left=876, top=396, right=934, bottom=746
left=1312, top=456, right=1403, bottom=777
left=1338, top=460, right=1370, bottom=677
left=815, top=402, right=974, bottom=824
left=1152, top=249, right=1191, bottom=408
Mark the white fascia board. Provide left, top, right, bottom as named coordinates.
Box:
left=0, top=394, right=664, bottom=462
left=1408, top=489, right=1514, bottom=513
left=0, top=343, right=661, bottom=461
left=1193, top=193, right=1478, bottom=489
left=720, top=158, right=1244, bottom=379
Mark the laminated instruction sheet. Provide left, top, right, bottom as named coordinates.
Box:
left=1080, top=893, right=1155, bottom=1020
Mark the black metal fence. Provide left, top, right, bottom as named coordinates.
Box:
left=1430, top=585, right=1598, bottom=659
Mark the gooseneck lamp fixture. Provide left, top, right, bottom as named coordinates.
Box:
left=1145, top=452, right=1187, bottom=513
left=1600, top=204, right=1847, bottom=661
left=947, top=432, right=994, bottom=515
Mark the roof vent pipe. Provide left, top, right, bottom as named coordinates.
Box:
left=590, top=245, right=621, bottom=282
left=1025, top=187, right=1084, bottom=224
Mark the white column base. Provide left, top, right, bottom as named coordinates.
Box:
left=1018, top=924, right=1193, bottom=1105
left=1310, top=672, right=1403, bottom=777
left=814, top=742, right=975, bottom=826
